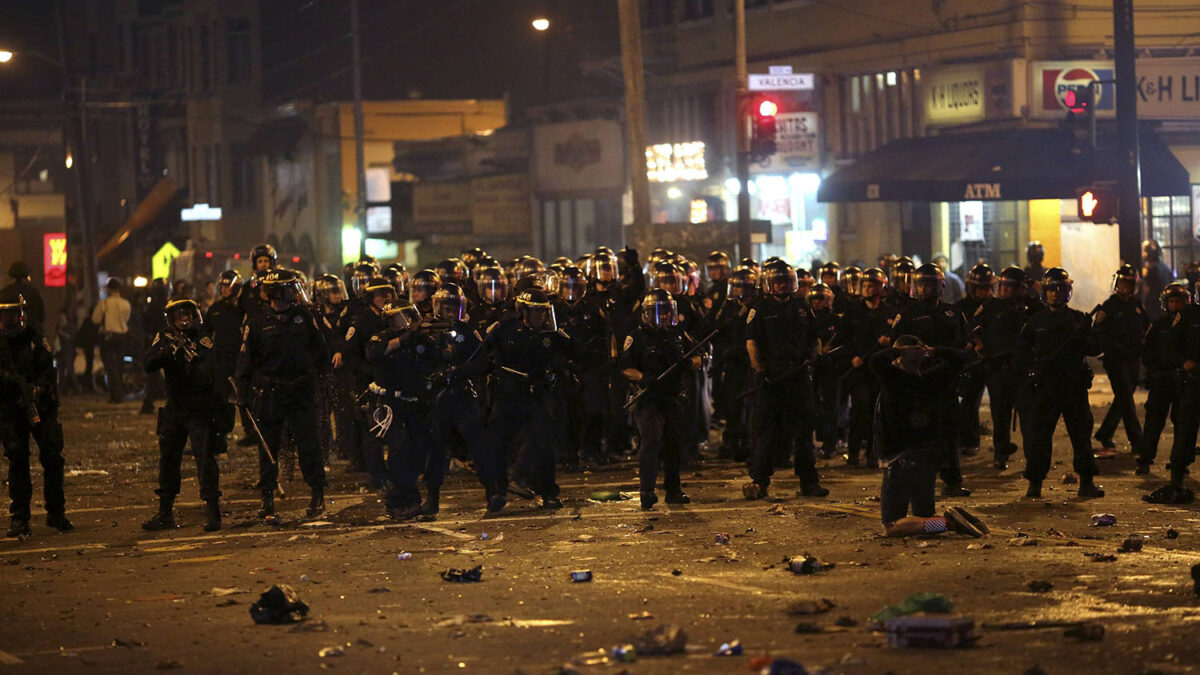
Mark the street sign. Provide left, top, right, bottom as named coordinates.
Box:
left=768, top=65, right=793, bottom=75
left=181, top=203, right=223, bottom=221
left=152, top=242, right=181, bottom=280
left=749, top=73, right=814, bottom=91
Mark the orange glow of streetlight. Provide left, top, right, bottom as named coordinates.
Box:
left=531, top=17, right=550, bottom=31
left=0, top=50, right=14, bottom=63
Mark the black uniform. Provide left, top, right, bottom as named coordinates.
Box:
left=745, top=296, right=822, bottom=491
left=619, top=325, right=695, bottom=496
left=343, top=303, right=388, bottom=486
left=841, top=297, right=894, bottom=464
left=710, top=297, right=753, bottom=459
left=428, top=320, right=489, bottom=479
left=556, top=299, right=609, bottom=467
left=1137, top=311, right=1184, bottom=467
left=1016, top=306, right=1101, bottom=483
left=808, top=304, right=842, bottom=457
left=364, top=325, right=439, bottom=509
left=204, top=294, right=246, bottom=453
left=953, top=295, right=988, bottom=451
left=974, top=295, right=1036, bottom=463
left=144, top=327, right=222, bottom=502
left=0, top=328, right=65, bottom=524
left=590, top=273, right=644, bottom=458
left=480, top=317, right=572, bottom=502
left=1092, top=294, right=1148, bottom=448
left=315, top=303, right=352, bottom=462
left=1166, top=305, right=1200, bottom=484
left=235, top=303, right=329, bottom=493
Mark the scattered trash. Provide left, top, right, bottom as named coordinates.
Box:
left=793, top=622, right=822, bottom=634
left=1090, top=514, right=1117, bottom=527
left=396, top=552, right=412, bottom=561
left=835, top=616, right=859, bottom=627
left=111, top=638, right=144, bottom=648
left=965, top=543, right=993, bottom=550
left=216, top=599, right=239, bottom=607
left=1166, top=528, right=1180, bottom=540
left=589, top=491, right=627, bottom=502
left=1009, top=537, right=1039, bottom=547
left=367, top=587, right=391, bottom=593
left=570, top=570, right=593, bottom=583
left=1061, top=472, right=1078, bottom=484
left=84, top=412, right=94, bottom=420
left=884, top=615, right=977, bottom=648
left=65, top=469, right=109, bottom=477
left=263, top=515, right=283, bottom=527
left=317, top=646, right=344, bottom=658
left=210, top=587, right=243, bottom=597
left=671, top=569, right=682, bottom=576
left=155, top=659, right=183, bottom=670
left=870, top=593, right=954, bottom=622
left=288, top=620, right=329, bottom=633
left=1063, top=623, right=1105, bottom=642
left=1026, top=580, right=1053, bottom=593
left=435, top=613, right=494, bottom=627
left=299, top=520, right=334, bottom=528
left=713, top=533, right=731, bottom=545
left=631, top=623, right=688, bottom=656
left=441, top=566, right=483, bottom=583
left=787, top=554, right=835, bottom=575
left=1118, top=535, right=1144, bottom=553
left=714, top=640, right=742, bottom=656
left=786, top=598, right=835, bottom=615
left=480, top=533, right=489, bottom=540
left=573, top=534, right=595, bottom=543
left=628, top=610, right=653, bottom=621
left=610, top=644, right=636, bottom=663
left=249, top=585, right=309, bottom=624
left=765, top=504, right=787, bottom=515
left=1085, top=552, right=1118, bottom=563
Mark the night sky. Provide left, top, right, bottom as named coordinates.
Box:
left=0, top=0, right=622, bottom=110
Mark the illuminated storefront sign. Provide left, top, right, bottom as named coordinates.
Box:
left=43, top=233, right=67, bottom=287
left=646, top=142, right=707, bottom=183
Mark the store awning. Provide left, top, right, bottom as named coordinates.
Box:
left=817, top=128, right=1190, bottom=203
left=96, top=178, right=180, bottom=260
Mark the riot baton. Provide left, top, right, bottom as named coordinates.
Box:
left=624, top=328, right=719, bottom=410
left=228, top=377, right=277, bottom=466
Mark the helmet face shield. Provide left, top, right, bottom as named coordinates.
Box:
left=594, top=258, right=617, bottom=283
left=765, top=269, right=798, bottom=297
left=313, top=275, right=348, bottom=307
left=0, top=296, right=27, bottom=334
left=561, top=276, right=587, bottom=303
left=382, top=303, right=421, bottom=331
left=640, top=290, right=679, bottom=328
left=478, top=276, right=508, bottom=304
left=1044, top=282, right=1072, bottom=307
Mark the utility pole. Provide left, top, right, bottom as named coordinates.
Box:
left=1113, top=0, right=1142, bottom=266
left=54, top=0, right=97, bottom=304
left=734, top=0, right=751, bottom=259
left=351, top=0, right=368, bottom=258
left=617, top=0, right=651, bottom=236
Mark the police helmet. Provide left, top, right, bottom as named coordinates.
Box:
left=640, top=288, right=679, bottom=329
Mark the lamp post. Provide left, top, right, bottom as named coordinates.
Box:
left=531, top=17, right=551, bottom=99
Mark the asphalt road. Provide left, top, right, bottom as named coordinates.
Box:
left=1, top=388, right=1199, bottom=675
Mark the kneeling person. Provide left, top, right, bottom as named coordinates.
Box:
left=142, top=300, right=224, bottom=531
left=871, top=336, right=988, bottom=538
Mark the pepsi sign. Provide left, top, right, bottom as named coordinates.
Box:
left=1034, top=62, right=1116, bottom=118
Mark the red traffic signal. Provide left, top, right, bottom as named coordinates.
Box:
left=750, top=96, right=779, bottom=161
left=1064, top=84, right=1093, bottom=115
left=757, top=99, right=778, bottom=118
left=1076, top=185, right=1115, bottom=223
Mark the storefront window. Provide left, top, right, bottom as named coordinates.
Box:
left=1147, top=194, right=1195, bottom=275
left=946, top=201, right=1021, bottom=271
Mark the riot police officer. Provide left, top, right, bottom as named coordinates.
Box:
left=1024, top=241, right=1047, bottom=287
left=365, top=300, right=438, bottom=520
left=835, top=265, right=862, bottom=314
left=975, top=266, right=1037, bottom=469
left=473, top=265, right=511, bottom=331
left=556, top=266, right=609, bottom=468
left=480, top=290, right=572, bottom=512
left=0, top=290, right=71, bottom=538
left=703, top=250, right=732, bottom=315
left=235, top=269, right=330, bottom=518
left=841, top=267, right=893, bottom=466
left=382, top=262, right=409, bottom=297
left=589, top=250, right=644, bottom=459
left=620, top=289, right=701, bottom=509
left=1092, top=263, right=1148, bottom=452
left=1147, top=277, right=1200, bottom=503
left=240, top=244, right=277, bottom=317
left=206, top=270, right=249, bottom=450
left=1136, top=282, right=1188, bottom=475
left=710, top=267, right=756, bottom=460
left=887, top=257, right=916, bottom=311
left=343, top=277, right=398, bottom=488
left=743, top=260, right=828, bottom=499
left=955, top=263, right=995, bottom=455
left=1017, top=268, right=1104, bottom=499
left=346, top=261, right=379, bottom=301
left=410, top=269, right=441, bottom=317
left=142, top=299, right=224, bottom=532
left=312, top=274, right=352, bottom=462
left=807, top=283, right=841, bottom=459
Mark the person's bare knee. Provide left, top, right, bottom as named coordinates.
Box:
left=884, top=516, right=928, bottom=537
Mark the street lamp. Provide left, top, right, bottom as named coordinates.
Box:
left=531, top=17, right=550, bottom=31
left=0, top=50, right=13, bottom=63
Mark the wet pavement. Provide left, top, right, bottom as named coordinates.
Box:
left=2, top=388, right=1199, bottom=674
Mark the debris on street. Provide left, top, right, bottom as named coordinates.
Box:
left=441, top=565, right=483, bottom=583
left=249, top=585, right=309, bottom=624
left=630, top=623, right=687, bottom=655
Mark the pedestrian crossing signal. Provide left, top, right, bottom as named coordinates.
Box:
left=1076, top=185, right=1115, bottom=223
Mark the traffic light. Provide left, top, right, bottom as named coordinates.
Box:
left=1064, top=84, right=1094, bottom=116
left=1076, top=185, right=1116, bottom=223
left=750, top=96, right=778, bottom=162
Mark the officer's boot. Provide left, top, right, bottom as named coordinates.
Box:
left=798, top=481, right=830, bottom=497
left=306, top=486, right=325, bottom=518
left=1025, top=480, right=1043, bottom=499
left=141, top=495, right=176, bottom=531
left=203, top=500, right=222, bottom=532
left=640, top=491, right=658, bottom=510
left=6, top=516, right=31, bottom=539
left=419, top=486, right=440, bottom=516
left=257, top=490, right=275, bottom=518
left=1077, top=475, right=1105, bottom=499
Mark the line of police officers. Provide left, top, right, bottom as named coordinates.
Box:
left=5, top=240, right=1200, bottom=538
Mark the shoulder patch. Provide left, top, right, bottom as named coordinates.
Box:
left=746, top=308, right=756, bottom=324
left=345, top=326, right=356, bottom=341
left=200, top=336, right=213, bottom=349
left=623, top=334, right=634, bottom=351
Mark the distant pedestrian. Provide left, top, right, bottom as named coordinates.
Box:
left=1140, top=239, right=1174, bottom=321
left=932, top=254, right=964, bottom=305
left=2, top=262, right=45, bottom=335
left=92, top=278, right=132, bottom=403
